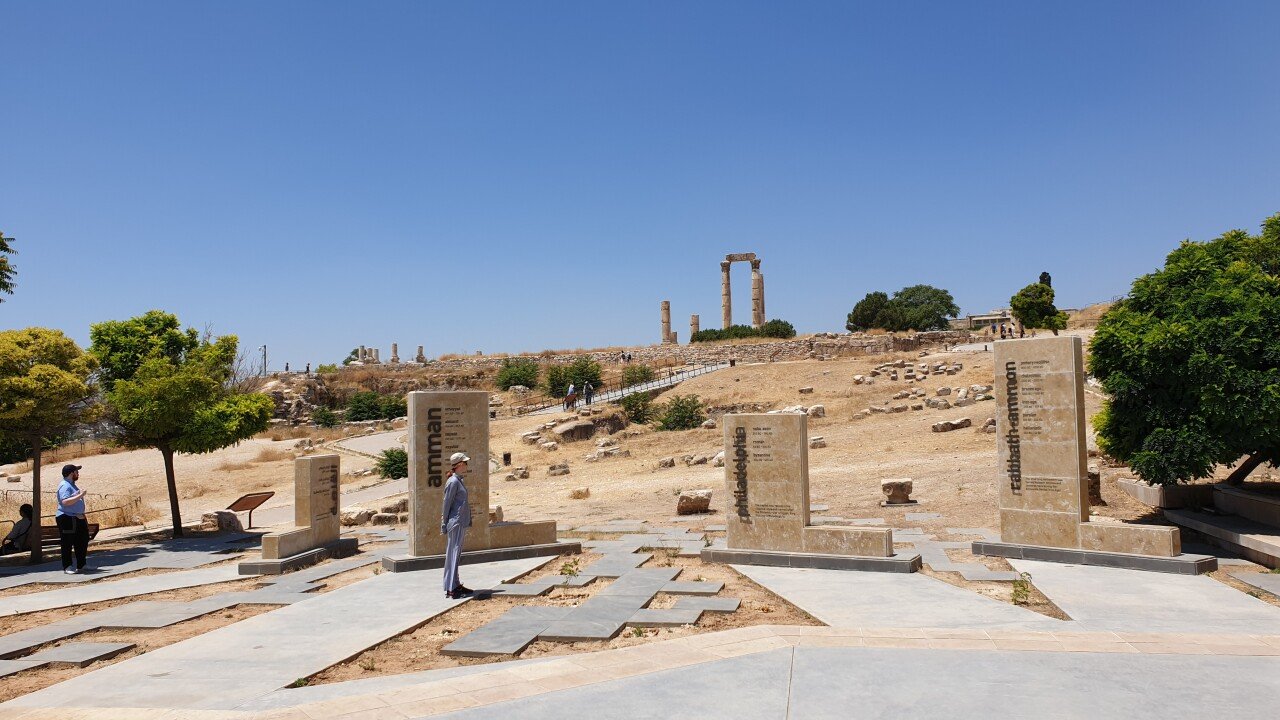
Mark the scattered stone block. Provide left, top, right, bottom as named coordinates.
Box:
left=370, top=513, right=398, bottom=525
left=712, top=450, right=725, bottom=467
left=881, top=479, right=914, bottom=505
left=701, top=418, right=717, bottom=429
left=569, top=487, right=590, bottom=500
left=936, top=387, right=951, bottom=396
left=658, top=457, right=676, bottom=468
left=798, top=387, right=814, bottom=394
left=201, top=510, right=244, bottom=533
left=548, top=463, right=571, bottom=477
left=890, top=404, right=909, bottom=413
left=380, top=498, right=409, bottom=514
left=341, top=508, right=375, bottom=526
left=539, top=441, right=560, bottom=451
left=932, top=417, right=972, bottom=432
left=809, top=436, right=827, bottom=449
left=677, top=489, right=713, bottom=515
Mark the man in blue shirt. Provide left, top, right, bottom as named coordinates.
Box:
left=56, top=464, right=90, bottom=574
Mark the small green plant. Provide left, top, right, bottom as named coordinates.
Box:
left=628, top=626, right=647, bottom=638
left=690, top=319, right=797, bottom=342
left=288, top=677, right=311, bottom=688
left=314, top=363, right=339, bottom=374
left=375, top=447, right=409, bottom=479
left=346, top=391, right=405, bottom=421
left=358, top=657, right=377, bottom=672
left=621, top=364, right=655, bottom=386
left=312, top=407, right=339, bottom=428
left=559, top=558, right=581, bottom=576
left=496, top=358, right=540, bottom=390
left=1011, top=571, right=1032, bottom=605
left=656, top=394, right=706, bottom=431
left=620, top=392, right=653, bottom=424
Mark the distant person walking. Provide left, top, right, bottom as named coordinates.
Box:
left=583, top=381, right=594, bottom=405
left=565, top=383, right=577, bottom=411
left=56, top=464, right=90, bottom=574
left=1, top=503, right=33, bottom=555
left=440, top=452, right=473, bottom=599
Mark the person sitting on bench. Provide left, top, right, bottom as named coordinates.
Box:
left=0, top=503, right=33, bottom=555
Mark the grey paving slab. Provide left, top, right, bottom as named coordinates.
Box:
left=809, top=504, right=830, bottom=512
left=946, top=527, right=1000, bottom=541
left=0, top=534, right=259, bottom=590
left=580, top=552, right=651, bottom=577
left=3, top=556, right=552, bottom=710
left=443, top=607, right=570, bottom=656
left=626, top=608, right=703, bottom=627
left=2, top=564, right=244, bottom=616
left=906, top=537, right=1020, bottom=582
left=598, top=567, right=680, bottom=597
left=846, top=518, right=886, bottom=526
left=734, top=564, right=1065, bottom=630
left=1182, top=541, right=1257, bottom=565
left=0, top=659, right=44, bottom=678
left=905, top=512, right=942, bottom=521
left=674, top=596, right=740, bottom=613
left=487, top=580, right=557, bottom=597
left=788, top=646, right=1280, bottom=719
left=555, top=574, right=597, bottom=587
left=573, top=522, right=650, bottom=534
left=1230, top=570, right=1280, bottom=595
left=234, top=657, right=556, bottom=710
left=580, top=539, right=648, bottom=554
left=540, top=595, right=652, bottom=641
left=661, top=580, right=724, bottom=595
left=24, top=641, right=134, bottom=667
left=1010, top=558, right=1280, bottom=634
left=433, top=647, right=793, bottom=720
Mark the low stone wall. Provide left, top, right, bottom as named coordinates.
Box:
left=340, top=331, right=974, bottom=373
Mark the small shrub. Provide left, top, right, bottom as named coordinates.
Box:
left=378, top=394, right=407, bottom=419
left=690, top=319, right=797, bottom=342
left=759, top=318, right=796, bottom=338
left=1011, top=571, right=1032, bottom=605
left=620, top=392, right=653, bottom=423
left=622, top=364, right=655, bottom=386
left=656, top=394, right=706, bottom=431
left=544, top=365, right=571, bottom=398
left=288, top=678, right=310, bottom=688
left=346, top=392, right=405, bottom=421
left=312, top=407, right=338, bottom=428
left=496, top=358, right=539, bottom=390
left=314, top=363, right=339, bottom=374
left=559, top=558, right=580, bottom=576
left=376, top=447, right=409, bottom=479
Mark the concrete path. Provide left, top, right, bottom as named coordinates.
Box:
left=734, top=564, right=1066, bottom=630
left=1010, top=558, right=1280, bottom=634
left=332, top=430, right=404, bottom=459
left=2, top=556, right=553, bottom=711
left=0, top=534, right=257, bottom=591
left=2, top=564, right=243, bottom=616
left=221, top=626, right=1280, bottom=720
left=522, top=362, right=732, bottom=416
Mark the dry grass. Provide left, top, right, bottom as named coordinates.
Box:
left=3, top=439, right=133, bottom=475
left=253, top=447, right=295, bottom=463
left=1068, top=302, right=1115, bottom=329
left=0, top=490, right=148, bottom=530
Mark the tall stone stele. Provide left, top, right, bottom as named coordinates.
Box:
left=993, top=336, right=1180, bottom=555
left=405, top=391, right=558, bottom=557
left=261, top=454, right=342, bottom=560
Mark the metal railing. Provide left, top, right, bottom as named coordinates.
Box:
left=511, top=361, right=732, bottom=416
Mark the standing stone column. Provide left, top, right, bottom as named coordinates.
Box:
left=690, top=314, right=700, bottom=339
left=359, top=345, right=367, bottom=362
left=415, top=345, right=426, bottom=363
left=750, top=259, right=763, bottom=329
left=390, top=343, right=400, bottom=364
left=721, top=261, right=733, bottom=329
left=758, top=271, right=766, bottom=324
left=661, top=301, right=672, bottom=344
left=372, top=348, right=380, bottom=363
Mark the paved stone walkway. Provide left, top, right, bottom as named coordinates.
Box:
left=1009, top=558, right=1280, bottom=634
left=734, top=564, right=1065, bottom=630
left=0, top=533, right=259, bottom=591
left=2, top=564, right=243, bottom=616
left=2, top=556, right=554, bottom=711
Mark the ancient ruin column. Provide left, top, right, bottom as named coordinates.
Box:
left=415, top=345, right=426, bottom=363
left=390, top=343, right=400, bottom=363
left=721, top=261, right=733, bottom=329
left=758, top=272, right=766, bottom=324
left=690, top=314, right=700, bottom=339
left=372, top=348, right=380, bottom=363
left=661, top=300, right=672, bottom=344
left=359, top=345, right=367, bottom=362
left=750, top=259, right=763, bottom=329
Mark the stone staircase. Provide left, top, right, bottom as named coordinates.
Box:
left=1145, top=483, right=1280, bottom=568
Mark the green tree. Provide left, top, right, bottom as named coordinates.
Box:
left=375, top=447, right=408, bottom=479
left=621, top=364, right=655, bottom=386
left=1010, top=283, right=1068, bottom=335
left=1089, top=213, right=1280, bottom=486
left=544, top=357, right=603, bottom=397
left=0, top=232, right=16, bottom=302
left=846, top=291, right=890, bottom=331
left=759, top=319, right=797, bottom=338
left=346, top=392, right=383, bottom=421
left=342, top=348, right=360, bottom=366
left=619, top=392, right=653, bottom=423
left=496, top=358, right=539, bottom=390
left=886, top=284, right=960, bottom=331
left=312, top=407, right=338, bottom=428
left=314, top=363, right=339, bottom=374
left=656, top=394, right=706, bottom=431
left=91, top=313, right=274, bottom=536
left=0, top=328, right=100, bottom=562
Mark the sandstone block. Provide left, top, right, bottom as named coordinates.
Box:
left=569, top=487, right=590, bottom=499
left=676, top=489, right=713, bottom=515
left=809, top=436, right=827, bottom=449
left=539, top=441, right=559, bottom=451
left=341, top=507, right=375, bottom=526
left=798, top=387, right=814, bottom=394
left=371, top=512, right=399, bottom=525
left=936, top=387, right=951, bottom=396
left=201, top=510, right=244, bottom=533
left=701, top=419, right=717, bottom=429
left=712, top=450, right=725, bottom=467
left=658, top=457, right=676, bottom=468
left=807, top=404, right=826, bottom=418
left=380, top=497, right=409, bottom=515
left=881, top=478, right=913, bottom=504
left=548, top=463, right=571, bottom=477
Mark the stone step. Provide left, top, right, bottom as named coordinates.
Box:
left=1165, top=509, right=1280, bottom=569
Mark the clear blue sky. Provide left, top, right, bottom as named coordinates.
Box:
left=3, top=2, right=1278, bottom=369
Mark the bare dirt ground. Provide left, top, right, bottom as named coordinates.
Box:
left=309, top=551, right=820, bottom=685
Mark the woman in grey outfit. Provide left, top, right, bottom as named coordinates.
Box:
left=441, top=451, right=473, bottom=598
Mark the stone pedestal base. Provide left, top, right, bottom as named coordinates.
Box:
left=382, top=541, right=580, bottom=573
left=701, top=547, right=921, bottom=573
left=971, top=540, right=1216, bottom=575
left=239, top=537, right=359, bottom=575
